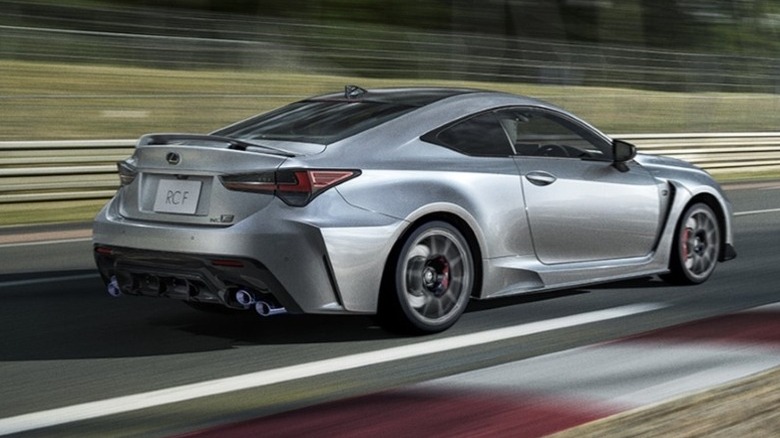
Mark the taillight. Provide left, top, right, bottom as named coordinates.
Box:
left=219, top=172, right=276, bottom=193
left=94, top=246, right=115, bottom=256
left=220, top=169, right=360, bottom=206
left=117, top=160, right=138, bottom=187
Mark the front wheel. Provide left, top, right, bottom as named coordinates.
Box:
left=664, top=203, right=721, bottom=284
left=379, top=221, right=475, bottom=334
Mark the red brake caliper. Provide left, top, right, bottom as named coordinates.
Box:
left=440, top=263, right=450, bottom=291
left=682, top=228, right=691, bottom=259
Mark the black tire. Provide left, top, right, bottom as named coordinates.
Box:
left=664, top=203, right=721, bottom=284
left=379, top=221, right=475, bottom=334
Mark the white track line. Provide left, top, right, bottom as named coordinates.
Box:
left=0, top=237, right=91, bottom=249
left=735, top=208, right=780, bottom=217
left=0, top=303, right=664, bottom=436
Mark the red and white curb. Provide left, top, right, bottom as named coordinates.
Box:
left=181, top=303, right=780, bottom=437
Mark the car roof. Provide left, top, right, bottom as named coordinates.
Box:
left=310, top=86, right=558, bottom=111
left=319, top=87, right=610, bottom=152
left=309, top=87, right=484, bottom=107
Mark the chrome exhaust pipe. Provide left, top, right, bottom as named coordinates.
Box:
left=107, top=276, right=122, bottom=297
left=233, top=289, right=256, bottom=307
left=255, top=300, right=287, bottom=317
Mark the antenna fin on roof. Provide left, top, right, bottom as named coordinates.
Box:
left=345, top=85, right=367, bottom=99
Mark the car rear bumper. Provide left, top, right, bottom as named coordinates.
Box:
left=93, top=193, right=405, bottom=314
left=94, top=245, right=302, bottom=312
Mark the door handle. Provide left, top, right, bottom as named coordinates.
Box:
left=525, top=171, right=557, bottom=186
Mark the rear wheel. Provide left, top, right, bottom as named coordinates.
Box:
left=665, top=203, right=721, bottom=284
left=379, top=221, right=474, bottom=334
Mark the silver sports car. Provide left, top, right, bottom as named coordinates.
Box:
left=93, top=86, right=736, bottom=333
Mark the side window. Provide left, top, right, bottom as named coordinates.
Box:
left=422, top=112, right=513, bottom=157
left=495, top=108, right=612, bottom=160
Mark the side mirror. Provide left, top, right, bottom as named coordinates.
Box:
left=612, top=139, right=636, bottom=172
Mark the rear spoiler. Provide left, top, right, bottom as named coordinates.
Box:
left=137, top=134, right=296, bottom=157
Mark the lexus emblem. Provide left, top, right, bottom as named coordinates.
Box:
left=166, top=152, right=181, bottom=165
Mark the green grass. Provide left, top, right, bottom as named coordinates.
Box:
left=3, top=60, right=780, bottom=140
left=1, top=60, right=779, bottom=226
left=0, top=200, right=106, bottom=227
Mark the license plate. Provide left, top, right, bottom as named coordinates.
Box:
left=153, top=179, right=202, bottom=214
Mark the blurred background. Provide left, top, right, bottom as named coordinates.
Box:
left=1, top=0, right=779, bottom=140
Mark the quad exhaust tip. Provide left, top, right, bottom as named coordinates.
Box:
left=234, top=289, right=256, bottom=306
left=107, top=276, right=122, bottom=297
left=232, top=289, right=286, bottom=317
left=255, top=300, right=287, bottom=317
left=105, top=281, right=287, bottom=316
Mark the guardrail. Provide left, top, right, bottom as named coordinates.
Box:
left=0, top=140, right=133, bottom=204
left=622, top=133, right=780, bottom=173
left=1, top=133, right=780, bottom=205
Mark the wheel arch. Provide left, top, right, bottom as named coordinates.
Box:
left=381, top=212, right=484, bottom=301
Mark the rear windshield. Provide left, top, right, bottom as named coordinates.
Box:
left=213, top=100, right=417, bottom=145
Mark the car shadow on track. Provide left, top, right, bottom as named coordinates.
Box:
left=465, top=276, right=668, bottom=313
left=0, top=275, right=396, bottom=361
left=586, top=276, right=671, bottom=290
left=465, top=289, right=590, bottom=313
left=152, top=311, right=393, bottom=345
left=0, top=274, right=669, bottom=361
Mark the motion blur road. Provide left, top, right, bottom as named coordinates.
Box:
left=0, top=183, right=779, bottom=437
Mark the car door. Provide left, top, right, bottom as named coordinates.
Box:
left=498, top=107, right=661, bottom=265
